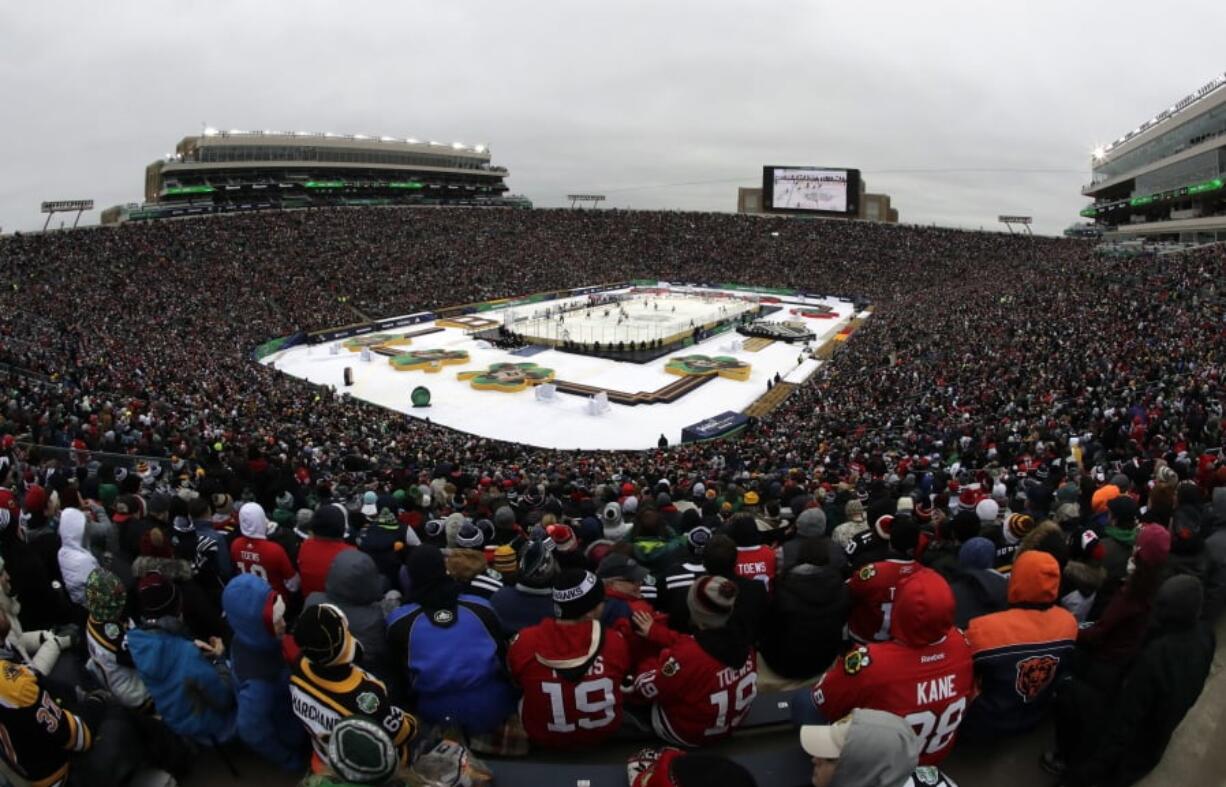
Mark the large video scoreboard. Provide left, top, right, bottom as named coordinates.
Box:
left=763, top=166, right=860, bottom=216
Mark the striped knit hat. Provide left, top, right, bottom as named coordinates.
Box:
left=687, top=575, right=738, bottom=630
left=1003, top=513, right=1036, bottom=545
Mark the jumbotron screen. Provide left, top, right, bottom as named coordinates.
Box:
left=763, top=166, right=860, bottom=216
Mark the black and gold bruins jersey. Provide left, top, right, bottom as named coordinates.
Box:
left=0, top=660, right=91, bottom=787
left=289, top=658, right=417, bottom=766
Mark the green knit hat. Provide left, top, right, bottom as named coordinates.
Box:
left=327, top=717, right=397, bottom=784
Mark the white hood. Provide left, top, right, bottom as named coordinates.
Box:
left=239, top=502, right=269, bottom=539
left=57, top=508, right=98, bottom=606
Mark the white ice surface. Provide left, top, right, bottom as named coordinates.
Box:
left=265, top=287, right=858, bottom=450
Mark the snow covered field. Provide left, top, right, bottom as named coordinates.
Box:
left=263, top=285, right=858, bottom=450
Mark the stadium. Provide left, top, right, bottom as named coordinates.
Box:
left=2, top=11, right=1226, bottom=787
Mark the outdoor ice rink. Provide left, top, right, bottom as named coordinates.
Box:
left=264, top=285, right=861, bottom=450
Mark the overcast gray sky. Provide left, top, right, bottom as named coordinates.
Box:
left=2, top=1, right=1223, bottom=235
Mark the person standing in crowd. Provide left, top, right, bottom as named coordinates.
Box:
left=801, top=708, right=959, bottom=787
left=385, top=544, right=515, bottom=735
left=304, top=549, right=399, bottom=692
left=126, top=572, right=238, bottom=744
left=846, top=516, right=925, bottom=643
left=759, top=536, right=849, bottom=686
left=963, top=550, right=1078, bottom=737
left=1046, top=575, right=1215, bottom=786
left=290, top=603, right=416, bottom=774
left=509, top=569, right=632, bottom=749
left=222, top=573, right=308, bottom=772
left=801, top=571, right=973, bottom=766
left=298, top=504, right=355, bottom=599
left=231, top=501, right=301, bottom=602
left=631, top=576, right=758, bottom=747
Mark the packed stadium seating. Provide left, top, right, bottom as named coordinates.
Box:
left=0, top=206, right=1223, bottom=787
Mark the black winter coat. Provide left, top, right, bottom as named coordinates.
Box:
left=758, top=565, right=849, bottom=680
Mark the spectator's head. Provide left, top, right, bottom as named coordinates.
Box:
left=729, top=514, right=758, bottom=547
left=687, top=575, right=738, bottom=630
left=136, top=571, right=180, bottom=622
left=889, top=569, right=954, bottom=646
left=326, top=716, right=399, bottom=785
left=1007, top=550, right=1061, bottom=608
left=552, top=569, right=605, bottom=621
left=795, top=506, right=826, bottom=539
left=595, top=552, right=647, bottom=594
left=519, top=539, right=560, bottom=589
left=310, top=504, right=347, bottom=539
left=1153, top=575, right=1204, bottom=630
left=702, top=534, right=738, bottom=578
left=492, top=544, right=519, bottom=582
left=843, top=499, right=866, bottom=524
left=1003, top=513, right=1036, bottom=545
left=888, top=514, right=919, bottom=556
left=795, top=536, right=831, bottom=568
left=1134, top=523, right=1171, bottom=568
left=686, top=525, right=712, bottom=558
left=294, top=603, right=356, bottom=668
left=85, top=568, right=127, bottom=623
left=958, top=537, right=996, bottom=570
left=238, top=502, right=269, bottom=540
left=800, top=708, right=920, bottom=787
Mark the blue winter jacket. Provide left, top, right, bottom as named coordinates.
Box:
left=127, top=618, right=237, bottom=743
left=221, top=574, right=308, bottom=771
left=386, top=594, right=514, bottom=734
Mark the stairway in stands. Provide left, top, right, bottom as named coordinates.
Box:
left=742, top=382, right=797, bottom=418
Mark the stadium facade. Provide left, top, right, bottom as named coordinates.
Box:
left=1082, top=73, right=1226, bottom=243
left=102, top=129, right=525, bottom=223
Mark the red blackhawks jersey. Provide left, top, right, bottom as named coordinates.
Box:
left=231, top=536, right=300, bottom=599
left=733, top=545, right=777, bottom=592
left=508, top=619, right=631, bottom=748
left=812, top=571, right=974, bottom=766
left=847, top=558, right=925, bottom=643
left=633, top=623, right=758, bottom=748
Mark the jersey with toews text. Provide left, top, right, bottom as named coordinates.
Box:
left=847, top=559, right=924, bottom=643
left=633, top=625, right=758, bottom=748
left=508, top=619, right=632, bottom=748
left=812, top=634, right=974, bottom=765
left=289, top=658, right=416, bottom=767
left=231, top=537, right=299, bottom=599
left=733, top=546, right=777, bottom=592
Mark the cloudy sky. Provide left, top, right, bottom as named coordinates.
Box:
left=2, top=1, right=1223, bottom=234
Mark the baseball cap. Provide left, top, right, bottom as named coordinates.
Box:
left=596, top=553, right=649, bottom=582
left=800, top=714, right=852, bottom=758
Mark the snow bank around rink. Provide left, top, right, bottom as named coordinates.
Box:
left=264, top=284, right=861, bottom=450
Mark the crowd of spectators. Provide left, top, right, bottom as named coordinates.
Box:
left=0, top=206, right=1223, bottom=787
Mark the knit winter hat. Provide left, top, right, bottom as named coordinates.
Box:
left=687, top=575, right=738, bottom=630
left=327, top=717, right=398, bottom=784
left=1154, top=574, right=1203, bottom=627
left=85, top=568, right=127, bottom=623
left=546, top=524, right=578, bottom=553
left=958, top=537, right=996, bottom=571
left=309, top=504, right=347, bottom=539
left=519, top=539, right=559, bottom=588
left=553, top=569, right=605, bottom=620
left=1003, top=513, right=1036, bottom=545
left=1135, top=523, right=1171, bottom=567
left=136, top=571, right=179, bottom=619
left=294, top=603, right=356, bottom=667
left=455, top=521, right=484, bottom=550
left=493, top=544, right=518, bottom=578
left=974, top=499, right=999, bottom=526
left=686, top=526, right=713, bottom=556
left=795, top=507, right=826, bottom=538
left=494, top=506, right=517, bottom=530
left=844, top=499, right=866, bottom=522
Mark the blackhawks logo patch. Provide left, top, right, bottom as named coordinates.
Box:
left=355, top=692, right=379, bottom=714
left=843, top=646, right=871, bottom=676
left=1014, top=654, right=1059, bottom=702
left=661, top=657, right=680, bottom=677
left=857, top=564, right=877, bottom=581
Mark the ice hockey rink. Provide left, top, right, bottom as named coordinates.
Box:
left=263, top=285, right=861, bottom=450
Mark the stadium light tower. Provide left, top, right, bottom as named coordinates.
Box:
left=998, top=215, right=1033, bottom=236
left=40, top=200, right=93, bottom=231
left=567, top=194, right=607, bottom=209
